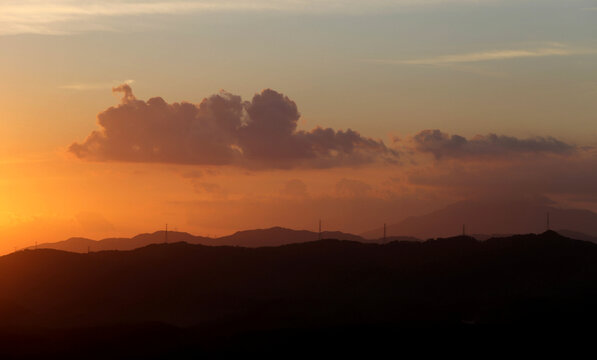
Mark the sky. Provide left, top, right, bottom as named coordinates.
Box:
left=0, top=0, right=596, bottom=253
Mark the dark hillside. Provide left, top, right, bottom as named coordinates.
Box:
left=1, top=231, right=596, bottom=356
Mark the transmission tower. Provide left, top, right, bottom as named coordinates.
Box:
left=318, top=219, right=322, bottom=240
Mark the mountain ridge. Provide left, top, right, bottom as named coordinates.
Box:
left=25, top=199, right=597, bottom=254
left=362, top=200, right=597, bottom=239
left=30, top=226, right=371, bottom=254
left=3, top=230, right=597, bottom=330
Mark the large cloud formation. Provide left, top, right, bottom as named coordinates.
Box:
left=407, top=149, right=597, bottom=200
left=410, top=129, right=576, bottom=159
left=394, top=129, right=595, bottom=203
left=70, top=85, right=397, bottom=169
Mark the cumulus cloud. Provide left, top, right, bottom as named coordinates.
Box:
left=407, top=147, right=597, bottom=201
left=406, top=129, right=576, bottom=160
left=395, top=129, right=596, bottom=204
left=70, top=85, right=397, bottom=169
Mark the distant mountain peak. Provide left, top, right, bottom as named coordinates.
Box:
left=362, top=199, right=597, bottom=240
left=31, top=226, right=367, bottom=254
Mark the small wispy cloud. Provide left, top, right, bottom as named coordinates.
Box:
left=59, top=79, right=134, bottom=91
left=0, top=0, right=497, bottom=36
left=365, top=46, right=595, bottom=66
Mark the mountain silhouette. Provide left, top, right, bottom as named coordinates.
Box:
left=557, top=229, right=597, bottom=243
left=32, top=227, right=367, bottom=253
left=31, top=231, right=208, bottom=253
left=215, top=227, right=365, bottom=246
left=362, top=199, right=597, bottom=239
left=3, top=231, right=597, bottom=329
left=2, top=230, right=597, bottom=356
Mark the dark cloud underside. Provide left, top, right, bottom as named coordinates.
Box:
left=410, top=129, right=576, bottom=159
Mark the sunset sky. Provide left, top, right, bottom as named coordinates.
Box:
left=1, top=0, right=596, bottom=253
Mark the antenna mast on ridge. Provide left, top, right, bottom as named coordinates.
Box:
left=318, top=219, right=322, bottom=240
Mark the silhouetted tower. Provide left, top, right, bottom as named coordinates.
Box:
left=383, top=223, right=386, bottom=242
left=165, top=224, right=168, bottom=243
left=546, top=212, right=550, bottom=231
left=318, top=219, right=322, bottom=240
